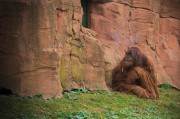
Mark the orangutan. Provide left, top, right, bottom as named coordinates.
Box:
left=112, top=47, right=159, bottom=99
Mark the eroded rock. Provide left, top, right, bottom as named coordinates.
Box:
left=0, top=0, right=179, bottom=98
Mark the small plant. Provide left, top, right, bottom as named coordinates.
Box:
left=57, top=112, right=70, bottom=119
left=57, top=111, right=92, bottom=119
left=74, top=111, right=91, bottom=119
left=81, top=88, right=89, bottom=93
left=12, top=91, right=19, bottom=97
left=105, top=110, right=119, bottom=119
left=64, top=92, right=74, bottom=100
left=73, top=89, right=82, bottom=94
left=160, top=83, right=172, bottom=89
left=97, top=89, right=108, bottom=94
left=91, top=112, right=101, bottom=119
left=33, top=94, right=43, bottom=98
left=50, top=96, right=57, bottom=100
left=169, top=102, right=177, bottom=108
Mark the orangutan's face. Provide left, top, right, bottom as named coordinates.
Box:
left=123, top=53, right=134, bottom=69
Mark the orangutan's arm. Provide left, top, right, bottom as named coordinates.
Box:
left=126, top=69, right=139, bottom=84
left=145, top=58, right=157, bottom=84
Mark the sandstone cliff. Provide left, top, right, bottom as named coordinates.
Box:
left=90, top=0, right=180, bottom=89
left=0, top=0, right=179, bottom=98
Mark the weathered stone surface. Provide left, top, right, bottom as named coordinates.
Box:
left=0, top=0, right=179, bottom=98
left=0, top=0, right=62, bottom=98
left=56, top=0, right=108, bottom=91
left=104, top=46, right=121, bottom=88
left=132, top=0, right=153, bottom=11
left=157, top=18, right=180, bottom=88
left=59, top=30, right=108, bottom=91
left=90, top=0, right=180, bottom=89
left=160, top=0, right=180, bottom=19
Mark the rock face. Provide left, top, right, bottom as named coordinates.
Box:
left=0, top=0, right=179, bottom=98
left=0, top=0, right=63, bottom=98
left=0, top=0, right=109, bottom=98
left=90, top=0, right=180, bottom=89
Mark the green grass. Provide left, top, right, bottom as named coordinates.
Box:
left=0, top=88, right=179, bottom=119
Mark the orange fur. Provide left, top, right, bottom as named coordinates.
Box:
left=112, top=47, right=159, bottom=99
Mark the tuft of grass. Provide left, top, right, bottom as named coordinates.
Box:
left=160, top=83, right=172, bottom=89
left=0, top=88, right=179, bottom=118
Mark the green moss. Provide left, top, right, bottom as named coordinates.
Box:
left=59, top=56, right=68, bottom=89
left=160, top=83, right=172, bottom=89
left=59, top=46, right=85, bottom=89
left=70, top=59, right=83, bottom=82
left=70, top=45, right=85, bottom=82
left=67, top=5, right=73, bottom=35
left=77, top=47, right=86, bottom=62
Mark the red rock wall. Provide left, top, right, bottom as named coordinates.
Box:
left=0, top=0, right=63, bottom=98
left=89, top=0, right=180, bottom=89
left=0, top=0, right=179, bottom=98
left=0, top=0, right=109, bottom=98
left=55, top=0, right=108, bottom=92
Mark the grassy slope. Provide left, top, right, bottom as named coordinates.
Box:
left=0, top=88, right=179, bottom=119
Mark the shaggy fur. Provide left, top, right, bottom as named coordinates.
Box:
left=112, top=47, right=159, bottom=99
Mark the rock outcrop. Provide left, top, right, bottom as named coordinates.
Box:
left=0, top=0, right=109, bottom=98
left=90, top=0, right=180, bottom=89
left=0, top=0, right=179, bottom=98
left=0, top=0, right=63, bottom=98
